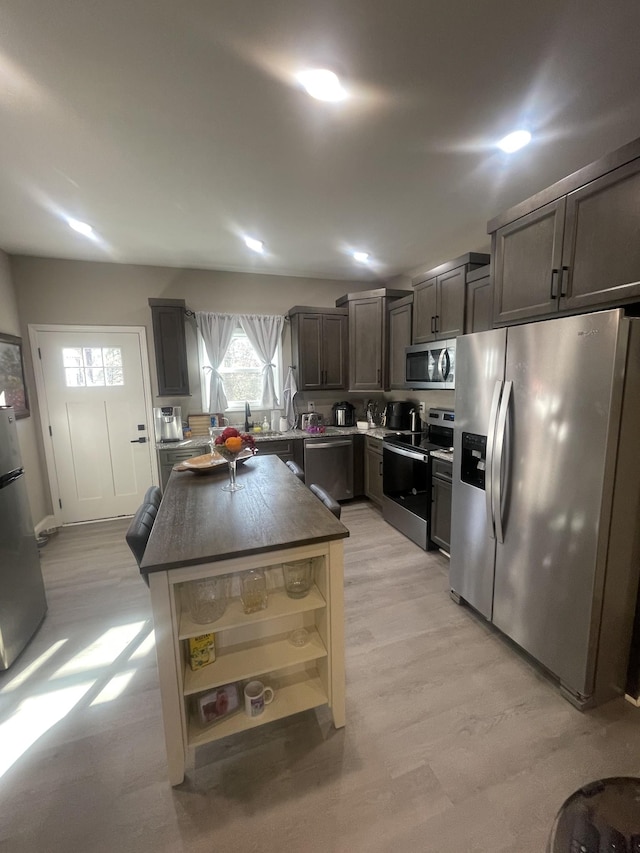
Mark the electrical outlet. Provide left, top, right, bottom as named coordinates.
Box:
left=308, top=401, right=315, bottom=411
left=418, top=402, right=426, bottom=415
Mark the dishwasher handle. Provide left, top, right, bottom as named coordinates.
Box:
left=304, top=440, right=353, bottom=450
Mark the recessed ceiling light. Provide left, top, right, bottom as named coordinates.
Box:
left=296, top=69, right=347, bottom=102
left=353, top=251, right=370, bottom=263
left=67, top=218, right=93, bottom=236
left=497, top=130, right=532, bottom=153
left=244, top=237, right=264, bottom=254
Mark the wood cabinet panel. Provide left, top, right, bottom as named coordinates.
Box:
left=150, top=302, right=190, bottom=396
left=562, top=158, right=640, bottom=311
left=412, top=277, right=437, bottom=343
left=364, top=436, right=383, bottom=507
left=349, top=297, right=383, bottom=391
left=492, top=199, right=565, bottom=325
left=465, top=271, right=493, bottom=333
left=437, top=266, right=466, bottom=338
left=388, top=297, right=412, bottom=389
left=289, top=308, right=348, bottom=391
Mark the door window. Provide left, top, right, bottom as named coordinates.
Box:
left=63, top=347, right=124, bottom=387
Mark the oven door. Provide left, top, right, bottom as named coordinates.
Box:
left=382, top=443, right=432, bottom=549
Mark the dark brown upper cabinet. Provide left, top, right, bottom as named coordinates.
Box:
left=336, top=288, right=411, bottom=392
left=388, top=294, right=413, bottom=389
left=489, top=138, right=640, bottom=326
left=465, top=266, right=494, bottom=334
left=288, top=306, right=348, bottom=391
left=412, top=253, right=490, bottom=343
left=149, top=299, right=190, bottom=396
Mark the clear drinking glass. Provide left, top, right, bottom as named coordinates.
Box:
left=240, top=569, right=268, bottom=614
left=187, top=576, right=230, bottom=624
left=282, top=559, right=314, bottom=599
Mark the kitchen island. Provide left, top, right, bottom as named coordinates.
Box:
left=141, top=454, right=349, bottom=785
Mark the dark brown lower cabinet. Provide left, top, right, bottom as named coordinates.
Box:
left=364, top=435, right=383, bottom=507
left=430, top=458, right=452, bottom=552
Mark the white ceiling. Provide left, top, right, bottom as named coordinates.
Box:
left=1, top=0, right=640, bottom=281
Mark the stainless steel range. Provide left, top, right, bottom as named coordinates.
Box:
left=382, top=407, right=454, bottom=549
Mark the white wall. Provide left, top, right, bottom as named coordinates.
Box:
left=0, top=251, right=47, bottom=525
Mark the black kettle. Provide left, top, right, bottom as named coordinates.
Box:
left=332, top=401, right=355, bottom=427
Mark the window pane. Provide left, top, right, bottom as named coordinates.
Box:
left=83, top=347, right=104, bottom=367
left=85, top=368, right=105, bottom=386
left=223, top=371, right=262, bottom=404
left=221, top=336, right=261, bottom=370
left=65, top=367, right=85, bottom=387
left=103, top=348, right=123, bottom=367
left=63, top=348, right=83, bottom=368
left=105, top=367, right=124, bottom=386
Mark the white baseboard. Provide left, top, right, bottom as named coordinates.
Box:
left=35, top=515, right=58, bottom=536
left=624, top=693, right=640, bottom=707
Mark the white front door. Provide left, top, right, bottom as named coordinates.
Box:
left=32, top=326, right=156, bottom=524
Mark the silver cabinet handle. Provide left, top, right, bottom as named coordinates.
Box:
left=493, top=380, right=512, bottom=544
left=485, top=380, right=503, bottom=540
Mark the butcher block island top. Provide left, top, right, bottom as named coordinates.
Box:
left=142, top=454, right=348, bottom=785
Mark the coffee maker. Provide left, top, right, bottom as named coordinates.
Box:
left=154, top=406, right=182, bottom=442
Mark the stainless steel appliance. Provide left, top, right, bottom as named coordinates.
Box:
left=153, top=406, right=182, bottom=442
left=382, top=408, right=454, bottom=549
left=0, top=407, right=47, bottom=670
left=450, top=309, right=640, bottom=708
left=405, top=340, right=456, bottom=389
left=304, top=436, right=354, bottom=501
left=384, top=400, right=413, bottom=430
left=331, top=401, right=355, bottom=427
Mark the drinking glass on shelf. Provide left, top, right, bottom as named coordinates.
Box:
left=187, top=576, right=230, bottom=624
left=282, top=559, right=314, bottom=599
left=240, top=569, right=268, bottom=614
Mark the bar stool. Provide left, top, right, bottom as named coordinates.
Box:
left=143, top=485, right=162, bottom=509
left=309, top=483, right=341, bottom=519
left=125, top=502, right=158, bottom=584
left=285, top=460, right=305, bottom=482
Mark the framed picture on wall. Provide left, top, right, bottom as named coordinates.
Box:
left=0, top=333, right=29, bottom=418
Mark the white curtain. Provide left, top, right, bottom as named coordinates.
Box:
left=238, top=314, right=285, bottom=409
left=195, top=312, right=236, bottom=412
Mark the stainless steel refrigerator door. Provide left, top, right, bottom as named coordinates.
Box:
left=450, top=328, right=506, bottom=619
left=491, top=310, right=626, bottom=696
left=0, top=472, right=47, bottom=669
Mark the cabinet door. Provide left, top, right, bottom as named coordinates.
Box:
left=322, top=314, right=348, bottom=389
left=364, top=440, right=383, bottom=507
left=388, top=301, right=412, bottom=388
left=412, top=278, right=437, bottom=343
left=465, top=274, right=493, bottom=333
left=430, top=475, right=452, bottom=552
left=151, top=305, right=190, bottom=396
left=296, top=314, right=323, bottom=390
left=561, top=158, right=640, bottom=312
left=436, top=266, right=466, bottom=339
left=493, top=198, right=566, bottom=325
left=349, top=297, right=383, bottom=391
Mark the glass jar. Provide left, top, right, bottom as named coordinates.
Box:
left=282, top=559, right=314, bottom=599
left=240, top=569, right=268, bottom=614
left=187, top=576, right=230, bottom=624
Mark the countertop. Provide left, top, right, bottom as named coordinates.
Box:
left=141, top=455, right=349, bottom=573
left=430, top=449, right=454, bottom=463
left=156, top=426, right=395, bottom=451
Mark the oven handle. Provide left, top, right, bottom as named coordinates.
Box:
left=485, top=380, right=503, bottom=540
left=383, top=444, right=429, bottom=463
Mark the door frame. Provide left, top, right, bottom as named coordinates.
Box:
left=28, top=324, right=159, bottom=527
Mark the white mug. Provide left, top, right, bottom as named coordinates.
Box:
left=279, top=417, right=289, bottom=433
left=244, top=680, right=274, bottom=717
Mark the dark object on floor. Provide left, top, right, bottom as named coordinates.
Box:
left=285, top=460, right=305, bottom=481
left=309, top=483, right=341, bottom=519
left=547, top=777, right=640, bottom=852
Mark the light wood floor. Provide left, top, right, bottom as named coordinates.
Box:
left=1, top=501, right=639, bottom=852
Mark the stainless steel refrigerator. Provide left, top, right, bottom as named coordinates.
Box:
left=0, top=407, right=47, bottom=670
left=450, top=309, right=640, bottom=708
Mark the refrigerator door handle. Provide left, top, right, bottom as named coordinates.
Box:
left=493, top=380, right=512, bottom=544
left=485, top=380, right=503, bottom=540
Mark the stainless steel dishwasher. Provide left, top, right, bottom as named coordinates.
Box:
left=303, top=436, right=353, bottom=501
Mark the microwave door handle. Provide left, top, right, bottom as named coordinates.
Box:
left=485, top=380, right=503, bottom=540
left=492, top=380, right=512, bottom=544
left=437, top=349, right=446, bottom=381
left=442, top=348, right=451, bottom=380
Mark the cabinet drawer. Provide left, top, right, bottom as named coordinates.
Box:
left=365, top=435, right=382, bottom=453
left=257, top=439, right=295, bottom=461
left=432, top=458, right=452, bottom=481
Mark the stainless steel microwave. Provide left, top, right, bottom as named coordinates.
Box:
left=405, top=340, right=456, bottom=389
